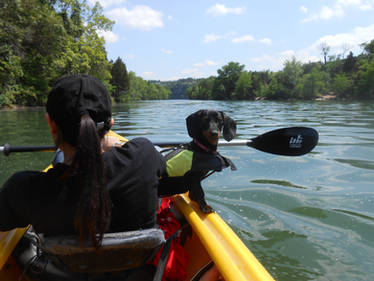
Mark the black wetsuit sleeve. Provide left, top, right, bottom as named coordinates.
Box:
left=0, top=171, right=37, bottom=231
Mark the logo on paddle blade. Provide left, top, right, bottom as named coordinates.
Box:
left=289, top=135, right=303, bottom=148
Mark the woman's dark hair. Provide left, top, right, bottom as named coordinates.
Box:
left=46, top=74, right=112, bottom=247
left=71, top=114, right=111, bottom=247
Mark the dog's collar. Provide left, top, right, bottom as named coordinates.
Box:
left=193, top=139, right=217, bottom=153
left=192, top=139, right=237, bottom=171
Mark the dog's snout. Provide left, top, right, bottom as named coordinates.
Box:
left=208, top=122, right=220, bottom=136
left=210, top=130, right=219, bottom=137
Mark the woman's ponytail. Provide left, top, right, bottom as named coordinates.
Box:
left=46, top=74, right=113, bottom=247
left=71, top=114, right=111, bottom=247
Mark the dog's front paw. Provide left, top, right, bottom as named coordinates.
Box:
left=200, top=204, right=215, bottom=214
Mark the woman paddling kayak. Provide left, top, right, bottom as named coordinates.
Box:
left=0, top=74, right=166, bottom=280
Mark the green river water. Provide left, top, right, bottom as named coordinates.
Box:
left=1, top=100, right=373, bottom=281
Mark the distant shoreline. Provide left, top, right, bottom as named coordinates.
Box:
left=3, top=95, right=374, bottom=112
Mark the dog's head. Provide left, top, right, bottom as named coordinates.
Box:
left=186, top=110, right=237, bottom=148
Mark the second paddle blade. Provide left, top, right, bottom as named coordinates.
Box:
left=249, top=127, right=319, bottom=156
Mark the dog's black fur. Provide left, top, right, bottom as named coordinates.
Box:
left=185, top=110, right=236, bottom=213
left=158, top=110, right=236, bottom=213
left=186, top=109, right=236, bottom=151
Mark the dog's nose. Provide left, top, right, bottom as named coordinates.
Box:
left=210, top=130, right=218, bottom=137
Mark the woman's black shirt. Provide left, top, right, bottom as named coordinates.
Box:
left=0, top=137, right=165, bottom=236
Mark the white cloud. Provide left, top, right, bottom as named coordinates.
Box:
left=250, top=51, right=320, bottom=72
left=359, top=3, right=373, bottom=10
left=232, top=35, right=272, bottom=45
left=161, top=48, right=173, bottom=54
left=337, top=0, right=373, bottom=10
left=203, top=33, right=222, bottom=43
left=320, top=6, right=343, bottom=20
left=300, top=6, right=308, bottom=13
left=88, top=0, right=127, bottom=8
left=207, top=3, right=246, bottom=16
left=106, top=5, right=163, bottom=30
left=310, top=23, right=374, bottom=54
left=97, top=30, right=119, bottom=43
left=259, top=38, right=272, bottom=45
left=250, top=54, right=283, bottom=71
left=250, top=23, right=374, bottom=71
left=203, top=31, right=237, bottom=43
left=302, top=0, right=373, bottom=22
left=302, top=5, right=344, bottom=22
left=204, top=32, right=272, bottom=45
left=232, top=35, right=254, bottom=43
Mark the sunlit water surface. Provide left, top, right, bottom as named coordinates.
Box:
left=1, top=100, right=373, bottom=281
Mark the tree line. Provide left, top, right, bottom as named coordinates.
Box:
left=2, top=1, right=373, bottom=106
left=0, top=0, right=169, bottom=107
left=149, top=78, right=202, bottom=99
left=187, top=40, right=374, bottom=101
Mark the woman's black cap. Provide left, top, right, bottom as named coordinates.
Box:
left=46, top=74, right=112, bottom=127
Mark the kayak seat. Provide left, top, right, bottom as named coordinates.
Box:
left=41, top=228, right=165, bottom=274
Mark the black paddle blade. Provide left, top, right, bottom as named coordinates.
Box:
left=249, top=127, right=319, bottom=156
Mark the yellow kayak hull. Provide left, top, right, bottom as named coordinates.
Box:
left=0, top=131, right=275, bottom=281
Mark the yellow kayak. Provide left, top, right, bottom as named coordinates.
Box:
left=0, top=131, right=275, bottom=281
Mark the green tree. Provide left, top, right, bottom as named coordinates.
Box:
left=362, top=39, right=374, bottom=57
left=213, top=62, right=245, bottom=100
left=252, top=71, right=271, bottom=98
left=331, top=73, right=353, bottom=98
left=125, top=71, right=170, bottom=101
left=262, top=72, right=289, bottom=100
left=234, top=71, right=254, bottom=100
left=187, top=76, right=215, bottom=100
left=0, top=0, right=113, bottom=106
left=356, top=57, right=374, bottom=99
left=110, top=57, right=129, bottom=102
left=295, top=66, right=327, bottom=99
left=280, top=58, right=303, bottom=98
left=343, top=51, right=357, bottom=73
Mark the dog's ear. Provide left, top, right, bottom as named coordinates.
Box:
left=220, top=112, right=237, bottom=141
left=186, top=110, right=202, bottom=138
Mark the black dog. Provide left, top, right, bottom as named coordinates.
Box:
left=158, top=110, right=237, bottom=213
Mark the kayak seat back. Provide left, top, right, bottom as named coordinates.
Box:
left=42, top=228, right=165, bottom=273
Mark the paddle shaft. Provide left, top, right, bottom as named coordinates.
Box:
left=0, top=144, right=56, bottom=156
left=151, top=139, right=250, bottom=147
left=0, top=142, right=245, bottom=155
left=1, top=127, right=318, bottom=157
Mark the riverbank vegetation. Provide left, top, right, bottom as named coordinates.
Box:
left=186, top=40, right=374, bottom=101
left=0, top=0, right=170, bottom=107
left=1, top=1, right=373, bottom=107
left=149, top=78, right=200, bottom=99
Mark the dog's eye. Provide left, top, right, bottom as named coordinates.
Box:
left=217, top=118, right=223, bottom=128
left=201, top=117, right=211, bottom=129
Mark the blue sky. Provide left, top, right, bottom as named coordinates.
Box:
left=90, top=0, right=374, bottom=81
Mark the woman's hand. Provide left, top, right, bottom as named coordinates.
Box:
left=101, top=135, right=124, bottom=152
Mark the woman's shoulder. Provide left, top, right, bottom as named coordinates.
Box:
left=3, top=170, right=42, bottom=188
left=126, top=137, right=153, bottom=147
left=107, top=137, right=154, bottom=156
left=103, top=137, right=164, bottom=171
left=2, top=164, right=68, bottom=192
left=1, top=170, right=44, bottom=205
